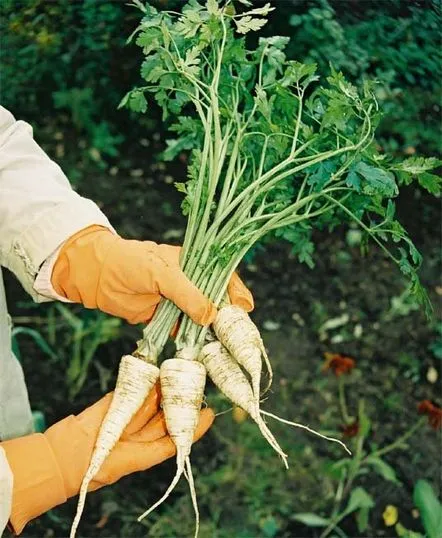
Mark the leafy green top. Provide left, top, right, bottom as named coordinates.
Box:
left=121, top=0, right=440, bottom=328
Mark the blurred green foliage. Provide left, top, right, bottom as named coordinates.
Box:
left=0, top=0, right=140, bottom=171
left=1, top=0, right=440, bottom=175
left=282, top=0, right=442, bottom=155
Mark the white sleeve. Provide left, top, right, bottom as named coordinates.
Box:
left=0, top=106, right=115, bottom=301
left=0, top=446, right=13, bottom=536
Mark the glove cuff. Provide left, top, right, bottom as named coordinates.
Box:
left=51, top=224, right=117, bottom=306
left=1, top=433, right=67, bottom=534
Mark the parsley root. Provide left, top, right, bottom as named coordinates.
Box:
left=200, top=340, right=288, bottom=467
left=213, top=305, right=273, bottom=401
left=138, top=357, right=206, bottom=537
left=70, top=354, right=159, bottom=538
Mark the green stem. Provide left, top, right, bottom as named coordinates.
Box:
left=214, top=130, right=242, bottom=220
left=338, top=377, right=352, bottom=424
left=181, top=109, right=213, bottom=260
left=290, top=89, right=303, bottom=155
left=319, top=418, right=365, bottom=538
left=217, top=143, right=358, bottom=229
left=369, top=417, right=426, bottom=459
left=319, top=510, right=349, bottom=538
left=323, top=194, right=401, bottom=267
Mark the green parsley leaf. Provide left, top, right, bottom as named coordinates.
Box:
left=126, top=90, right=147, bottom=113
left=235, top=16, right=268, bottom=34
left=418, top=172, right=441, bottom=195
left=355, top=162, right=398, bottom=198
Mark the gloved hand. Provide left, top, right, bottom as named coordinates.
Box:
left=1, top=386, right=214, bottom=534
left=52, top=225, right=253, bottom=325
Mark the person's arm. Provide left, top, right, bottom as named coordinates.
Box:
left=0, top=107, right=253, bottom=323
left=0, top=106, right=114, bottom=301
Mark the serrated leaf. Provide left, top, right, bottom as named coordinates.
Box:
left=129, top=0, right=147, bottom=13
left=141, top=54, right=161, bottom=81
left=254, top=87, right=274, bottom=122
left=168, top=91, right=191, bottom=114
left=182, top=0, right=204, bottom=13
left=292, top=513, right=330, bottom=527
left=176, top=10, right=202, bottom=38
left=418, top=172, right=441, bottom=195
left=148, top=65, right=167, bottom=83
left=242, top=3, right=274, bottom=17
left=135, top=28, right=161, bottom=54
left=161, top=20, right=171, bottom=49
left=320, top=90, right=355, bottom=130
left=160, top=73, right=175, bottom=88
left=170, top=116, right=199, bottom=135
left=390, top=219, right=405, bottom=241
left=118, top=91, right=130, bottom=110
left=399, top=249, right=413, bottom=276
left=207, top=0, right=220, bottom=15
left=386, top=199, right=396, bottom=221
left=259, top=36, right=290, bottom=50
left=327, top=66, right=358, bottom=99
left=278, top=225, right=315, bottom=268
left=282, top=61, right=318, bottom=88
left=162, top=135, right=195, bottom=161
left=346, top=169, right=361, bottom=192
left=407, top=240, right=422, bottom=265
left=128, top=91, right=147, bottom=113
left=392, top=157, right=441, bottom=194
left=174, top=182, right=187, bottom=194
left=179, top=46, right=201, bottom=77
left=268, top=49, right=286, bottom=72
left=298, top=240, right=315, bottom=269
left=394, top=156, right=442, bottom=175
left=235, top=16, right=268, bottom=34
left=185, top=46, right=201, bottom=66
left=307, top=160, right=336, bottom=191
left=154, top=89, right=168, bottom=112
left=355, top=162, right=398, bottom=197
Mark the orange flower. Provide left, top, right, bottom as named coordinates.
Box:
left=417, top=400, right=442, bottom=430
left=323, top=352, right=356, bottom=377
left=340, top=422, right=359, bottom=438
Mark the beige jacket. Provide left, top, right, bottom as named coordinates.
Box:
left=0, top=106, right=113, bottom=534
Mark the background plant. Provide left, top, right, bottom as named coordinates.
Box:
left=268, top=0, right=442, bottom=157
left=292, top=354, right=441, bottom=537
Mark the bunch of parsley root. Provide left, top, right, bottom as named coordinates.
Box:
left=70, top=2, right=439, bottom=537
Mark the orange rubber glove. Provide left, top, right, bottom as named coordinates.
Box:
left=52, top=225, right=253, bottom=325
left=1, top=386, right=214, bottom=534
